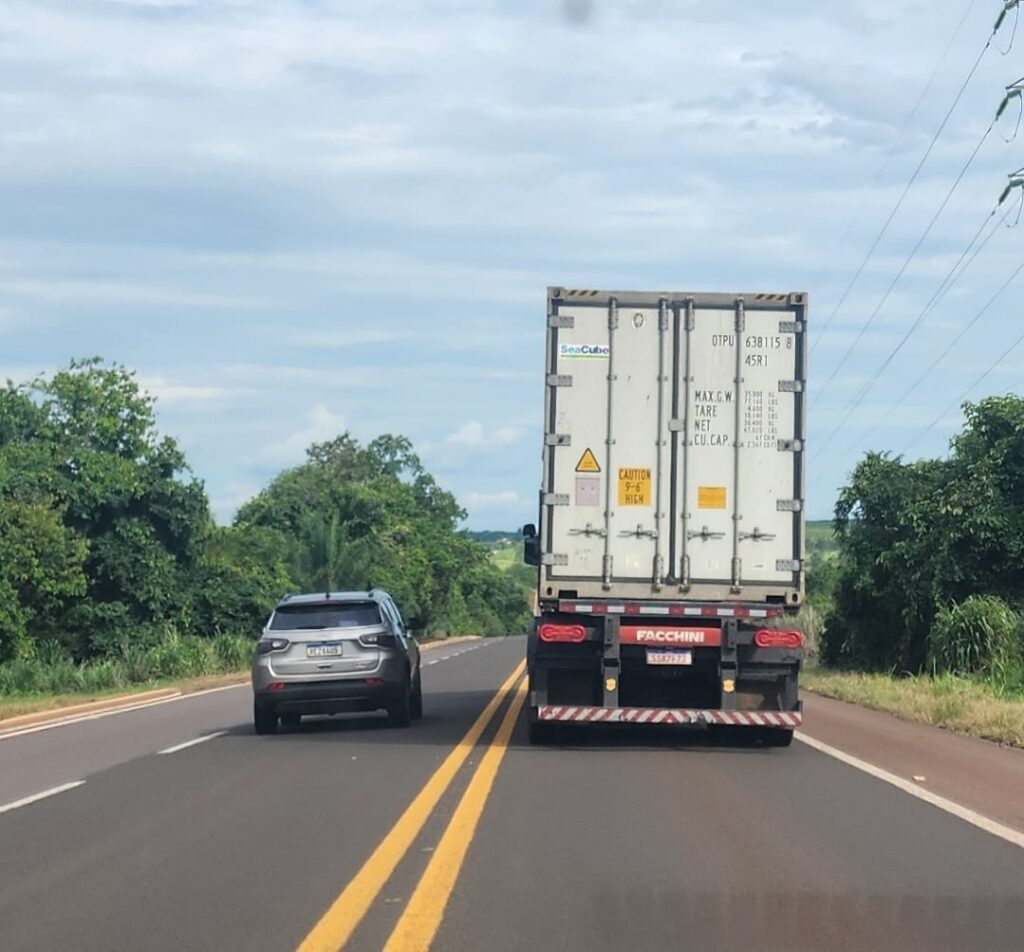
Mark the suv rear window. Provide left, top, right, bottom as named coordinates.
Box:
left=269, top=602, right=382, bottom=631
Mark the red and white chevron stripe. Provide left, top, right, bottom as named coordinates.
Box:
left=537, top=706, right=801, bottom=727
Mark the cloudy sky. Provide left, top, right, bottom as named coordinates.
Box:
left=2, top=0, right=1022, bottom=528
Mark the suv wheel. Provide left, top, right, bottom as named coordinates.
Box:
left=410, top=670, right=423, bottom=720
left=387, top=675, right=412, bottom=728
left=254, top=705, right=278, bottom=735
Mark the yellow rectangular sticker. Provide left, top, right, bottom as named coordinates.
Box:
left=698, top=486, right=727, bottom=509
left=618, top=467, right=651, bottom=506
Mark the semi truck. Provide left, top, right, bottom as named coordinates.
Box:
left=523, top=287, right=807, bottom=746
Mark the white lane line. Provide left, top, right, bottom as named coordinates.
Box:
left=0, top=781, right=86, bottom=815
left=0, top=684, right=247, bottom=742
left=157, top=730, right=228, bottom=755
left=796, top=732, right=1024, bottom=850
left=425, top=660, right=439, bottom=666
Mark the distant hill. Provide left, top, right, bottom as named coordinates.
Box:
left=466, top=530, right=520, bottom=544
left=806, top=519, right=838, bottom=557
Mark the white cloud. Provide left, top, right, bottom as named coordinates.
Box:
left=210, top=480, right=261, bottom=523
left=1, top=0, right=1017, bottom=527
left=138, top=374, right=246, bottom=405
left=444, top=421, right=523, bottom=449
left=258, top=404, right=348, bottom=466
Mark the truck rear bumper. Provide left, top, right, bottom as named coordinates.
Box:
left=536, top=705, right=801, bottom=728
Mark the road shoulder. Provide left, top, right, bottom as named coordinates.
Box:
left=801, top=692, right=1024, bottom=833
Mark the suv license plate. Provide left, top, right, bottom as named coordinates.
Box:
left=306, top=643, right=344, bottom=658
left=646, top=648, right=692, bottom=666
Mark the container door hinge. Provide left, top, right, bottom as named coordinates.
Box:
left=547, top=373, right=573, bottom=387
left=545, top=433, right=571, bottom=446
left=779, top=320, right=804, bottom=334
left=548, top=314, right=574, bottom=329
left=778, top=439, right=803, bottom=452
left=778, top=380, right=804, bottom=393
left=542, top=493, right=570, bottom=506
left=777, top=559, right=802, bottom=572
left=777, top=498, right=803, bottom=512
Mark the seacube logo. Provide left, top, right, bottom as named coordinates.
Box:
left=560, top=342, right=610, bottom=359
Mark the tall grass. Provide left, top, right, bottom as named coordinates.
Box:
left=928, top=595, right=1022, bottom=688
left=0, top=631, right=254, bottom=698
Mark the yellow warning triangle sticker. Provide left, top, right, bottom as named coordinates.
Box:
left=575, top=448, right=601, bottom=473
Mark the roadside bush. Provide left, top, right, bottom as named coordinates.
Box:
left=147, top=630, right=216, bottom=679
left=928, top=595, right=1022, bottom=686
left=212, top=634, right=254, bottom=670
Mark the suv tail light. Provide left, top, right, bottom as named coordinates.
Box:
left=359, top=633, right=398, bottom=648
left=257, top=638, right=290, bottom=655
left=538, top=623, right=587, bottom=643
left=754, top=629, right=804, bottom=649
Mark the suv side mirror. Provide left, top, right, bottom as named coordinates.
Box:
left=522, top=524, right=540, bottom=567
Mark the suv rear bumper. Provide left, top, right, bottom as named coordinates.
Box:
left=254, top=679, right=402, bottom=716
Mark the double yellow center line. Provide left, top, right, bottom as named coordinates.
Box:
left=296, top=659, right=527, bottom=952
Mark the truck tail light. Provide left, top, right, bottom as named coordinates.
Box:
left=754, top=629, right=804, bottom=649
left=538, top=623, right=587, bottom=643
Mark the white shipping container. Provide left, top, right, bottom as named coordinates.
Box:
left=538, top=288, right=807, bottom=608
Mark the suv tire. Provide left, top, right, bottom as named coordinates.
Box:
left=254, top=705, right=278, bottom=735
left=387, top=675, right=412, bottom=728
left=410, top=671, right=423, bottom=720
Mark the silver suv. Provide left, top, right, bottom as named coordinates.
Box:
left=251, top=590, right=422, bottom=734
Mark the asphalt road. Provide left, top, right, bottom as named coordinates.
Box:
left=2, top=635, right=1023, bottom=952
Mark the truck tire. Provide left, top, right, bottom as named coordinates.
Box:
left=527, top=710, right=556, bottom=746
left=761, top=727, right=794, bottom=748
left=254, top=705, right=278, bottom=735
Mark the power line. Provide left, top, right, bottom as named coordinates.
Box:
left=809, top=0, right=996, bottom=358
left=807, top=202, right=1012, bottom=488
left=805, top=0, right=979, bottom=319
left=900, top=256, right=1024, bottom=456
left=811, top=115, right=998, bottom=461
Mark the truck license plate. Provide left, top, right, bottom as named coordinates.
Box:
left=646, top=648, right=693, bottom=666
left=306, top=643, right=344, bottom=658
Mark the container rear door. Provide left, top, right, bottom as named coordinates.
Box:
left=677, top=300, right=802, bottom=591
left=546, top=299, right=671, bottom=585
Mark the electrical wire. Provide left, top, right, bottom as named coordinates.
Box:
left=811, top=116, right=997, bottom=460
left=900, top=257, right=1024, bottom=456
left=809, top=0, right=992, bottom=357
left=805, top=0, right=979, bottom=327
left=806, top=203, right=1011, bottom=488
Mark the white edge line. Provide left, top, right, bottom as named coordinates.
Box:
left=0, top=781, right=86, bottom=815
left=0, top=684, right=247, bottom=742
left=795, top=731, right=1024, bottom=850
left=158, top=730, right=228, bottom=755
